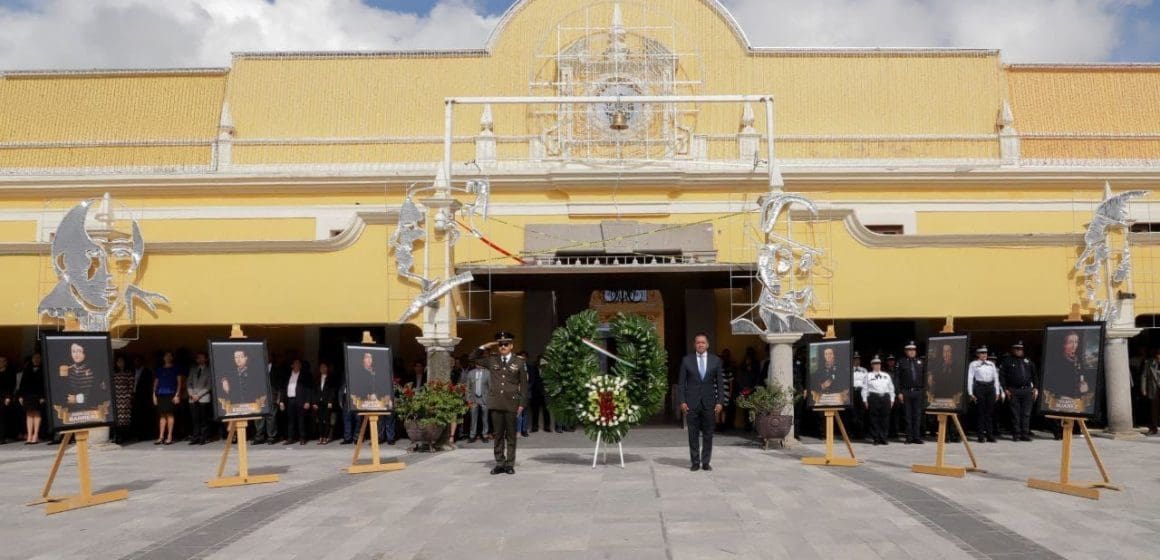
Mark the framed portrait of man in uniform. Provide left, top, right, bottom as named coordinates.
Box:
left=41, top=332, right=116, bottom=432
left=343, top=343, right=394, bottom=412
left=807, top=339, right=852, bottom=409
left=208, top=339, right=272, bottom=420
left=924, top=334, right=969, bottom=413
left=1040, top=323, right=1104, bottom=417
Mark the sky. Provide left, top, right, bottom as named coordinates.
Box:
left=0, top=0, right=1157, bottom=71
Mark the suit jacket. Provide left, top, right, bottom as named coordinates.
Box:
left=314, top=374, right=339, bottom=407
left=469, top=348, right=528, bottom=411
left=282, top=370, right=314, bottom=403
left=465, top=366, right=490, bottom=406
left=678, top=352, right=724, bottom=411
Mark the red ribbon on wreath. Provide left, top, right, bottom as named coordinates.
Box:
left=598, top=391, right=617, bottom=422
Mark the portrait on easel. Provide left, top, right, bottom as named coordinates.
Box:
left=807, top=339, right=852, bottom=409
left=344, top=343, right=394, bottom=412
left=208, top=339, right=272, bottom=420
left=42, top=333, right=116, bottom=432
left=924, top=334, right=969, bottom=413
left=1041, top=323, right=1104, bottom=417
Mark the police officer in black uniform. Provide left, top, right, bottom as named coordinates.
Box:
left=999, top=341, right=1038, bottom=441
left=895, top=341, right=926, bottom=444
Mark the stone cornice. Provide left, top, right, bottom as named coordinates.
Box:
left=0, top=210, right=398, bottom=256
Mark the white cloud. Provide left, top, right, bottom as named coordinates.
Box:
left=0, top=0, right=1152, bottom=70
left=721, top=0, right=1150, bottom=63
left=0, top=0, right=501, bottom=70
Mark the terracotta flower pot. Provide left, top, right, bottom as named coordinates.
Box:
left=755, top=412, right=792, bottom=448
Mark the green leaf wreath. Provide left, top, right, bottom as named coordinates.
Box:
left=542, top=310, right=668, bottom=443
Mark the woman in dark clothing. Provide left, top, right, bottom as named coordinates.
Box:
left=152, top=351, right=185, bottom=445
left=19, top=353, right=46, bottom=444
left=314, top=362, right=340, bottom=444
left=111, top=355, right=134, bottom=444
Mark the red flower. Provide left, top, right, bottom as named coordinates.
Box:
left=598, top=391, right=616, bottom=422
left=741, top=388, right=753, bottom=397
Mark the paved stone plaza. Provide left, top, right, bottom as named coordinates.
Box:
left=1, top=426, right=1158, bottom=559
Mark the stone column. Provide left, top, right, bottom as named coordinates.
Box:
left=762, top=332, right=802, bottom=447
left=1104, top=326, right=1142, bottom=439
left=416, top=336, right=461, bottom=384
left=417, top=196, right=464, bottom=384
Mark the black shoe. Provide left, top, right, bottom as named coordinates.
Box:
left=881, top=440, right=889, bottom=445
left=986, top=436, right=997, bottom=443
left=904, top=440, right=912, bottom=445
left=387, top=440, right=396, bottom=445
left=268, top=439, right=278, bottom=445
left=915, top=439, right=925, bottom=444
left=188, top=439, right=199, bottom=445
left=504, top=466, right=515, bottom=475
left=702, top=464, right=712, bottom=472
left=520, top=432, right=529, bottom=438
left=872, top=440, right=880, bottom=446
left=1053, top=434, right=1063, bottom=440
left=468, top=437, right=477, bottom=443
left=1021, top=435, right=1033, bottom=441
left=977, top=437, right=985, bottom=443
left=531, top=428, right=540, bottom=433
left=690, top=464, right=700, bottom=472
left=490, top=466, right=504, bottom=475
left=340, top=439, right=353, bottom=445
left=252, top=438, right=266, bottom=445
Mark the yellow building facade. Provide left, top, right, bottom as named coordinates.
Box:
left=2, top=0, right=1160, bottom=430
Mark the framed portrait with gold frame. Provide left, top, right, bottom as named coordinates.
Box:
left=41, top=332, right=116, bottom=432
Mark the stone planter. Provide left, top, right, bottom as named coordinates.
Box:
left=755, top=412, right=793, bottom=449
left=404, top=419, right=447, bottom=451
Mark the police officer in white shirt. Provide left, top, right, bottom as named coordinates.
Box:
left=849, top=352, right=869, bottom=440
left=862, top=356, right=895, bottom=446
left=968, top=346, right=1002, bottom=443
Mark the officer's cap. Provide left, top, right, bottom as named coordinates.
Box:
left=1011, top=341, right=1024, bottom=349
left=870, top=355, right=882, bottom=364
left=886, top=354, right=897, bottom=361
left=976, top=346, right=989, bottom=354
left=494, top=331, right=515, bottom=343
left=904, top=341, right=917, bottom=350
left=853, top=351, right=861, bottom=359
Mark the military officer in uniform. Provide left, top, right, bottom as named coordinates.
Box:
left=999, top=341, right=1038, bottom=441
left=895, top=341, right=926, bottom=444
left=470, top=331, right=528, bottom=475
left=862, top=356, right=894, bottom=445
left=885, top=354, right=903, bottom=440
left=968, top=346, right=1002, bottom=443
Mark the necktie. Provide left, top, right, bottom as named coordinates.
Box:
left=698, top=354, right=706, bottom=380
left=475, top=371, right=481, bottom=397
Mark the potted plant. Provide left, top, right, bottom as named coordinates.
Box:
left=394, top=380, right=467, bottom=451
left=736, top=380, right=798, bottom=449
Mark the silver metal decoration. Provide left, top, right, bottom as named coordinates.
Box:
left=391, top=177, right=491, bottom=322
left=732, top=191, right=824, bottom=335
left=38, top=194, right=169, bottom=332
left=1075, top=183, right=1150, bottom=322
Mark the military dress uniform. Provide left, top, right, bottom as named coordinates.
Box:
left=896, top=343, right=926, bottom=444
left=968, top=347, right=1002, bottom=443
left=999, top=341, right=1038, bottom=441
left=470, top=332, right=529, bottom=475
left=861, top=357, right=895, bottom=445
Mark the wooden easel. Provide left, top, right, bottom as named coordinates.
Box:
left=1027, top=415, right=1119, bottom=500
left=801, top=408, right=859, bottom=467
left=27, top=429, right=128, bottom=515
left=912, top=412, right=985, bottom=478
left=349, top=413, right=406, bottom=474
left=207, top=419, right=279, bottom=488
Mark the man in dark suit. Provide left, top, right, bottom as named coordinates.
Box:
left=678, top=332, right=724, bottom=472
